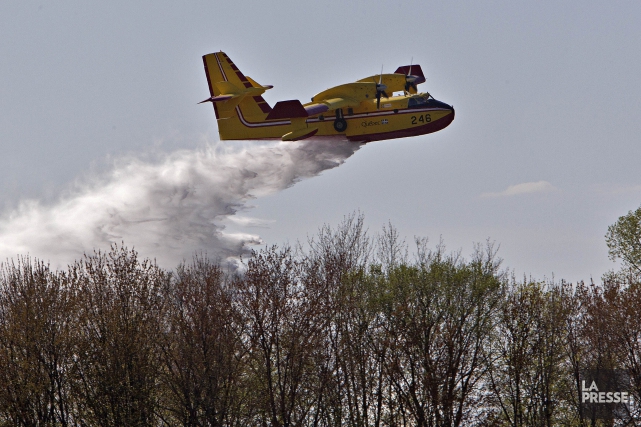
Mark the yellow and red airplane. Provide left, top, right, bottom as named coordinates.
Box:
left=200, top=51, right=454, bottom=142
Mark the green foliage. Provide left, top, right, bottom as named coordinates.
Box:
left=379, top=247, right=504, bottom=426
left=606, top=205, right=641, bottom=273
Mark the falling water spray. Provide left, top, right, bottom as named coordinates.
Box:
left=0, top=139, right=360, bottom=268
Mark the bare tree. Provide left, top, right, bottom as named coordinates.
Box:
left=595, top=274, right=641, bottom=424
left=0, top=257, right=77, bottom=426
left=383, top=243, right=504, bottom=427
left=320, top=268, right=389, bottom=427
left=486, top=280, right=575, bottom=427
left=306, top=212, right=371, bottom=285
left=69, top=245, right=168, bottom=427
left=302, top=213, right=390, bottom=427
left=159, top=256, right=248, bottom=427
left=236, top=246, right=329, bottom=427
left=376, top=222, right=408, bottom=272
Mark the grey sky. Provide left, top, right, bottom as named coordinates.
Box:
left=1, top=1, right=640, bottom=280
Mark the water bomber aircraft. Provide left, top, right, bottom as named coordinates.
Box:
left=200, top=51, right=454, bottom=142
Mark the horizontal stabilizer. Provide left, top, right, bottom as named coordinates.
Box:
left=266, top=100, right=308, bottom=120
left=198, top=94, right=234, bottom=104
left=245, top=76, right=274, bottom=90
left=200, top=78, right=273, bottom=106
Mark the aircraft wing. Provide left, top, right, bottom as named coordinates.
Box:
left=356, top=73, right=407, bottom=93
left=266, top=78, right=401, bottom=120
left=295, top=82, right=376, bottom=116
left=303, top=97, right=360, bottom=117
left=357, top=66, right=426, bottom=94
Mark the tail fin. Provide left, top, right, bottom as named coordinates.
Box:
left=202, top=52, right=272, bottom=124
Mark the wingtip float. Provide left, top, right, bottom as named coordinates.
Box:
left=200, top=51, right=454, bottom=143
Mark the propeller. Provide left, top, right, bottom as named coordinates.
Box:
left=374, top=65, right=389, bottom=109
left=404, top=58, right=419, bottom=94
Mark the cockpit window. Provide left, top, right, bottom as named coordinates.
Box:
left=408, top=96, right=428, bottom=108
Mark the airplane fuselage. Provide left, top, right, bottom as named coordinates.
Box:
left=218, top=94, right=454, bottom=143
left=203, top=52, right=455, bottom=142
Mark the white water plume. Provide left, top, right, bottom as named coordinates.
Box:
left=0, top=139, right=361, bottom=269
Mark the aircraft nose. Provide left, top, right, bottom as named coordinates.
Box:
left=427, top=98, right=453, bottom=110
